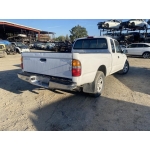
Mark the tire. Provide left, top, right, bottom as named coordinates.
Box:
left=91, top=71, right=105, bottom=97
left=106, top=23, right=109, bottom=28
left=143, top=25, right=147, bottom=30
left=118, top=60, right=129, bottom=74
left=131, top=22, right=135, bottom=27
left=16, top=49, right=21, bottom=54
left=142, top=52, right=150, bottom=59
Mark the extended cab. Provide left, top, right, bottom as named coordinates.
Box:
left=18, top=36, right=129, bottom=97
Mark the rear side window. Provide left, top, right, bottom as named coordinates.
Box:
left=110, top=39, right=115, bottom=53
left=137, top=44, right=144, bottom=47
left=143, top=44, right=150, bottom=47
left=128, top=44, right=137, bottom=48
left=114, top=40, right=122, bottom=53
left=73, top=38, right=108, bottom=49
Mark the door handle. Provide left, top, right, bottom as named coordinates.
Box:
left=40, top=58, right=46, bottom=62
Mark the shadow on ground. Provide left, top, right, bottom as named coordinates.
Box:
left=30, top=93, right=150, bottom=131
left=0, top=69, right=39, bottom=94
left=114, top=66, right=150, bottom=95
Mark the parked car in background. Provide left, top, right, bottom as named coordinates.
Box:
left=11, top=42, right=30, bottom=53
left=0, top=40, right=16, bottom=55
left=0, top=44, right=7, bottom=57
left=120, top=45, right=126, bottom=49
left=121, top=19, right=148, bottom=30
left=29, top=42, right=36, bottom=49
left=125, top=43, right=150, bottom=58
left=98, top=20, right=122, bottom=30
left=120, top=32, right=142, bottom=43
left=35, top=43, right=45, bottom=49
left=44, top=43, right=55, bottom=50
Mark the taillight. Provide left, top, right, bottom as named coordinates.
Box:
left=21, top=56, right=23, bottom=69
left=72, top=59, right=81, bottom=77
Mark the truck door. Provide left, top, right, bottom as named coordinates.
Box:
left=110, top=39, right=119, bottom=73
left=110, top=39, right=126, bottom=74
left=114, top=40, right=126, bottom=70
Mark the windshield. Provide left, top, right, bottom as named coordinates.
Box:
left=16, top=42, right=25, bottom=47
left=129, top=19, right=137, bottom=21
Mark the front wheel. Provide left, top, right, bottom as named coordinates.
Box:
left=118, top=60, right=129, bottom=74
left=91, top=71, right=105, bottom=97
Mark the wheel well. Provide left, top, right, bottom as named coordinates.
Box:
left=98, top=65, right=106, bottom=76
left=142, top=51, right=150, bottom=55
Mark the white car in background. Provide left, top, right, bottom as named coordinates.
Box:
left=11, top=42, right=30, bottom=53
left=98, top=20, right=122, bottom=29
left=121, top=19, right=148, bottom=30
left=125, top=43, right=150, bottom=58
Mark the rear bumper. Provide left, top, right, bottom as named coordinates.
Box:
left=17, top=72, right=77, bottom=90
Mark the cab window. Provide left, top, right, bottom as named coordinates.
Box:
left=114, top=40, right=122, bottom=53
left=110, top=39, right=115, bottom=53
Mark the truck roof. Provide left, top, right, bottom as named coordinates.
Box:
left=75, top=36, right=113, bottom=40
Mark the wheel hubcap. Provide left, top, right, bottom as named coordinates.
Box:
left=97, top=77, right=103, bottom=92
left=143, top=53, right=150, bottom=58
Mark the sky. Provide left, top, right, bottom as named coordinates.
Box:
left=0, top=19, right=127, bottom=37
left=1, top=19, right=150, bottom=38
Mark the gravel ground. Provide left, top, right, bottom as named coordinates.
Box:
left=0, top=51, right=150, bottom=131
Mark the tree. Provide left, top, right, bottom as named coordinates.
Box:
left=54, top=36, right=65, bottom=42
left=65, top=34, right=69, bottom=41
left=69, top=25, right=88, bottom=41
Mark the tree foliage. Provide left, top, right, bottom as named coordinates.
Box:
left=69, top=25, right=88, bottom=41
left=54, top=36, right=66, bottom=41
left=65, top=34, right=69, bottom=41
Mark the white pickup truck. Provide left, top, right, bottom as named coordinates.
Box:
left=18, top=36, right=129, bottom=97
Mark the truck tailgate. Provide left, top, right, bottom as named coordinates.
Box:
left=22, top=52, right=72, bottom=79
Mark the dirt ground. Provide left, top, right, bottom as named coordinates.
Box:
left=0, top=51, right=150, bottom=131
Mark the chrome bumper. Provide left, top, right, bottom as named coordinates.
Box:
left=18, top=72, right=77, bottom=90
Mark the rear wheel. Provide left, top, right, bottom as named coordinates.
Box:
left=91, top=71, right=105, bottom=97
left=118, top=60, right=129, bottom=74
left=143, top=52, right=150, bottom=59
